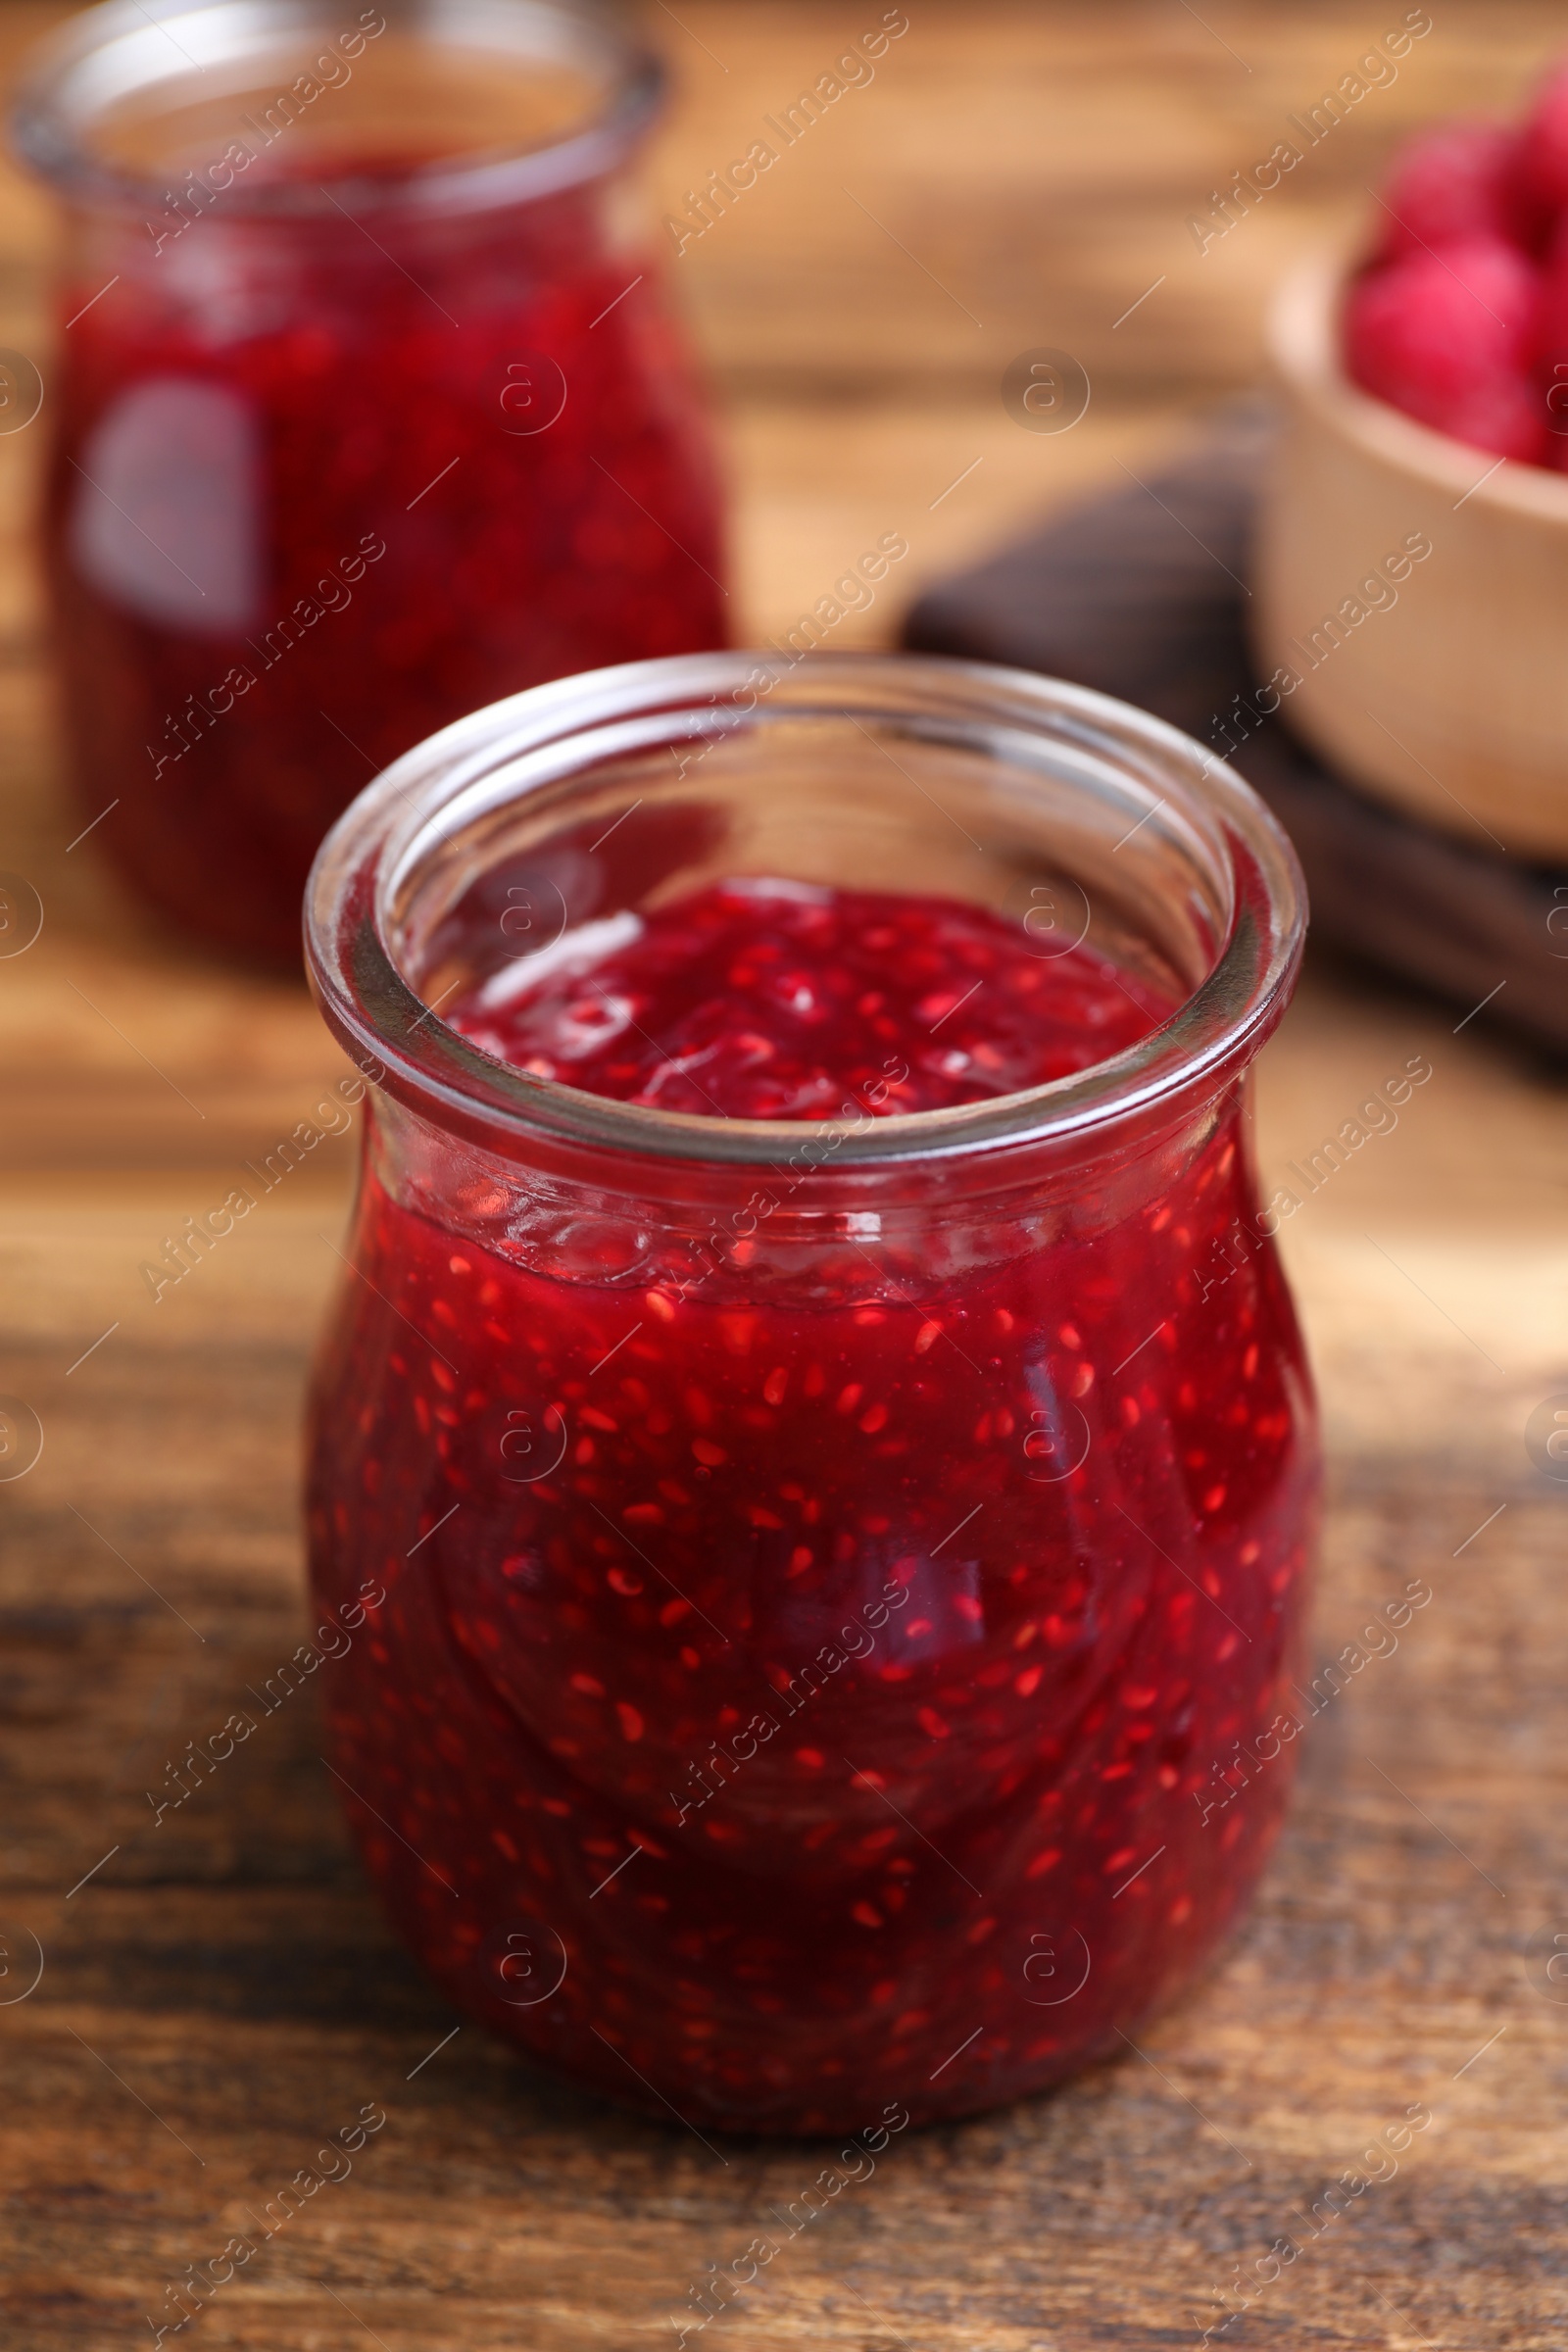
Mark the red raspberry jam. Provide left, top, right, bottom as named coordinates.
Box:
left=307, top=876, right=1316, bottom=2133
left=44, top=167, right=724, bottom=964
left=448, top=880, right=1174, bottom=1115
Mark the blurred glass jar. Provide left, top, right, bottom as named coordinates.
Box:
left=11, top=0, right=727, bottom=965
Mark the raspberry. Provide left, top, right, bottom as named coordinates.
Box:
left=1344, top=236, right=1548, bottom=463
left=1370, top=120, right=1539, bottom=261
left=1519, top=57, right=1568, bottom=212
left=1533, top=214, right=1568, bottom=465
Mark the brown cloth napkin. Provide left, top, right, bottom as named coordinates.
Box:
left=902, top=403, right=1568, bottom=1052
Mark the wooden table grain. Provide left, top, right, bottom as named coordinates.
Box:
left=2, top=6, right=1567, bottom=2348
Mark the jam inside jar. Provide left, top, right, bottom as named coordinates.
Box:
left=14, top=0, right=726, bottom=965
left=304, top=653, right=1317, bottom=2133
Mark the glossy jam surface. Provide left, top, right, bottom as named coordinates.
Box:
left=448, top=880, right=1174, bottom=1116
left=308, top=883, right=1315, bottom=2132
left=48, top=168, right=725, bottom=964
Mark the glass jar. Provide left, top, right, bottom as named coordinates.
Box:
left=304, top=650, right=1317, bottom=2135
left=12, top=0, right=726, bottom=966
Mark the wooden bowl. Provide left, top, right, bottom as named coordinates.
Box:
left=1251, top=248, right=1568, bottom=861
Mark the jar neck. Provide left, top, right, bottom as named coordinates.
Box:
left=362, top=1069, right=1259, bottom=1303
left=11, top=0, right=662, bottom=227
left=308, top=654, right=1306, bottom=1214
left=56, top=165, right=636, bottom=319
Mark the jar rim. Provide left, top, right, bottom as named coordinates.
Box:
left=9, top=0, right=662, bottom=220
left=305, top=651, right=1308, bottom=1177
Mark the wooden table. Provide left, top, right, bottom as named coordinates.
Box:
left=2, top=6, right=1566, bottom=2346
